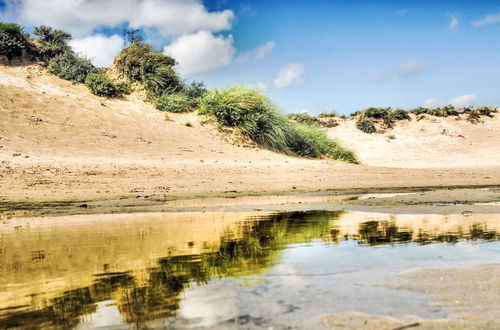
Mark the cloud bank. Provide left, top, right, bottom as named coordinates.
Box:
left=164, top=30, right=235, bottom=76
left=1, top=0, right=234, bottom=37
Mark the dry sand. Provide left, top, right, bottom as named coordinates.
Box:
left=1, top=64, right=499, bottom=207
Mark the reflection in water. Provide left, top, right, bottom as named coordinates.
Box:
left=0, top=210, right=498, bottom=329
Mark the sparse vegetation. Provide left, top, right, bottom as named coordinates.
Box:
left=286, top=113, right=320, bottom=126
left=154, top=93, right=194, bottom=113
left=356, top=118, right=376, bottom=133
left=317, top=111, right=338, bottom=118
left=48, top=51, right=96, bottom=83
left=199, top=86, right=357, bottom=163
left=85, top=72, right=129, bottom=97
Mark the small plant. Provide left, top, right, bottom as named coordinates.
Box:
left=154, top=93, right=194, bottom=112
left=85, top=72, right=129, bottom=97
left=184, top=121, right=193, bottom=127
left=387, top=134, right=396, bottom=140
left=356, top=118, right=376, bottom=133
left=183, top=81, right=208, bottom=99
left=48, top=51, right=96, bottom=83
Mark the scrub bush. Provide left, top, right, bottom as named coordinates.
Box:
left=48, top=51, right=96, bottom=83
left=85, top=72, right=129, bottom=97
left=356, top=118, right=376, bottom=133
left=0, top=22, right=33, bottom=60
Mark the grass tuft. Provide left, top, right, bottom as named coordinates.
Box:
left=199, top=86, right=357, bottom=163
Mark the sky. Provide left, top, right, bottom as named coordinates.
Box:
left=2, top=0, right=500, bottom=115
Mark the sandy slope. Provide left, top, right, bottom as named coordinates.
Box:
left=0, top=64, right=499, bottom=203
left=328, top=114, right=500, bottom=168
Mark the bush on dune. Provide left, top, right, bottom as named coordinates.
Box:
left=356, top=118, right=376, bottom=133
left=48, top=51, right=96, bottom=83
left=114, top=43, right=183, bottom=98
left=85, top=72, right=130, bottom=97
left=0, top=22, right=34, bottom=60
left=199, top=86, right=357, bottom=163
left=32, top=25, right=72, bottom=61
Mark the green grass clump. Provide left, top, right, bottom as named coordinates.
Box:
left=0, top=22, right=34, bottom=60
left=154, top=93, right=194, bottom=112
left=48, top=52, right=96, bottom=83
left=286, top=113, right=320, bottom=126
left=291, top=123, right=357, bottom=162
left=199, top=86, right=357, bottom=163
left=85, top=72, right=129, bottom=97
left=356, top=118, right=376, bottom=133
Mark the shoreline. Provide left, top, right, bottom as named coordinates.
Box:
left=2, top=185, right=499, bottom=220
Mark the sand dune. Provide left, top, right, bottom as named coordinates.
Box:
left=0, top=64, right=499, bottom=203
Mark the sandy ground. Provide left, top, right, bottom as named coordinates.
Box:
left=328, top=113, right=500, bottom=168
left=1, top=64, right=499, bottom=208
left=322, top=263, right=500, bottom=329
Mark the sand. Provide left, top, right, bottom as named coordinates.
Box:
left=1, top=64, right=499, bottom=207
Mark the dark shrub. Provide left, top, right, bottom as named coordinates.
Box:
left=476, top=106, right=497, bottom=117
left=410, top=107, right=430, bottom=115
left=391, top=109, right=410, bottom=120
left=85, top=73, right=129, bottom=97
left=154, top=93, right=194, bottom=112
left=33, top=25, right=72, bottom=61
left=0, top=22, right=33, bottom=60
left=356, top=118, right=376, bottom=133
left=364, top=107, right=392, bottom=119
left=48, top=51, right=96, bottom=83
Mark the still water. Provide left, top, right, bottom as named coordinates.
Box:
left=0, top=210, right=499, bottom=329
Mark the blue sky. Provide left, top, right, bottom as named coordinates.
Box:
left=2, top=0, right=500, bottom=114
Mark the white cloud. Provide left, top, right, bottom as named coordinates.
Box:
left=300, top=108, right=309, bottom=114
left=448, top=14, right=459, bottom=30
left=69, top=34, right=124, bottom=68
left=273, top=63, right=306, bottom=89
left=398, top=61, right=429, bottom=77
left=236, top=41, right=275, bottom=63
left=3, top=0, right=234, bottom=37
left=448, top=94, right=477, bottom=108
left=423, top=94, right=477, bottom=108
left=163, top=30, right=235, bottom=76
left=472, top=11, right=500, bottom=26
left=395, top=9, right=408, bottom=15
left=423, top=98, right=445, bottom=108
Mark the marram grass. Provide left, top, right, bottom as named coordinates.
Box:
left=199, top=86, right=357, bottom=163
